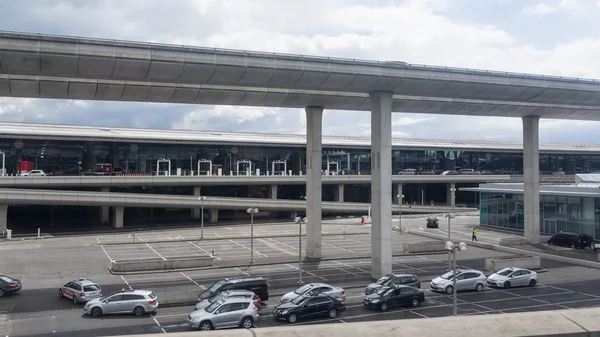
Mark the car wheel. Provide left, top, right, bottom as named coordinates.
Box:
left=199, top=321, right=213, bottom=331
left=475, top=283, right=484, bottom=292
left=529, top=279, right=537, bottom=287
left=411, top=298, right=420, bottom=308
left=503, top=281, right=511, bottom=289
left=287, top=313, right=298, bottom=323
left=571, top=244, right=576, bottom=249
left=328, top=308, right=338, bottom=318
left=91, top=307, right=102, bottom=317
left=0, top=289, right=4, bottom=297
left=548, top=241, right=553, bottom=245
left=73, top=295, right=78, bottom=304
left=240, top=316, right=253, bottom=329
left=133, top=306, right=145, bottom=316
left=58, top=289, right=63, bottom=298
left=380, top=302, right=388, bottom=312
left=445, top=285, right=454, bottom=294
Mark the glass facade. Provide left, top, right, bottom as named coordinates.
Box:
left=480, top=192, right=600, bottom=239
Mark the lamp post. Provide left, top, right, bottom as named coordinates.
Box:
left=198, top=196, right=207, bottom=240
left=445, top=241, right=468, bottom=316
left=294, top=215, right=307, bottom=285
left=444, top=187, right=456, bottom=270
left=246, top=207, right=259, bottom=264
left=396, top=194, right=404, bottom=234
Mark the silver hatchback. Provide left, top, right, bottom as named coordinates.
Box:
left=187, top=297, right=259, bottom=331
left=83, top=289, right=158, bottom=317
left=59, top=278, right=102, bottom=304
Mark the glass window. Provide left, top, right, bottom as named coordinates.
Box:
left=84, top=285, right=100, bottom=292
left=107, top=295, right=123, bottom=302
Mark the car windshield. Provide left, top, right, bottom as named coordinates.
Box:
left=376, top=287, right=392, bottom=295
left=207, top=281, right=225, bottom=293
left=83, top=285, right=100, bottom=292
left=209, top=294, right=224, bottom=303
left=294, top=284, right=312, bottom=295
left=99, top=291, right=121, bottom=301
left=0, top=276, right=14, bottom=282
left=291, top=295, right=308, bottom=305
left=376, top=276, right=391, bottom=285
left=205, top=300, right=223, bottom=313
left=497, top=269, right=513, bottom=276
left=441, top=271, right=455, bottom=280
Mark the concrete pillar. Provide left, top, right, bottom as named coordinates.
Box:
left=523, top=116, right=540, bottom=244
left=209, top=209, right=219, bottom=223
left=101, top=187, right=110, bottom=224
left=370, top=92, right=393, bottom=279
left=394, top=183, right=403, bottom=204
left=192, top=186, right=201, bottom=219
left=0, top=204, right=7, bottom=230
left=112, top=206, right=124, bottom=229
left=269, top=185, right=278, bottom=199
left=305, top=106, right=323, bottom=259
left=335, top=184, right=344, bottom=202
left=447, top=183, right=456, bottom=207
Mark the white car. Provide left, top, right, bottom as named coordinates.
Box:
left=593, top=243, right=600, bottom=252
left=430, top=269, right=486, bottom=294
left=20, top=170, right=46, bottom=176
left=487, top=267, right=538, bottom=289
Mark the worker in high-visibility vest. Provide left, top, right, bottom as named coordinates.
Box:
left=472, top=228, right=478, bottom=242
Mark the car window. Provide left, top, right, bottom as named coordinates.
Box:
left=464, top=273, right=478, bottom=279
left=410, top=276, right=418, bottom=282
left=320, top=287, right=332, bottom=293
left=108, top=295, right=123, bottom=302
left=216, top=303, right=233, bottom=313
left=521, top=270, right=530, bottom=275
left=456, top=274, right=466, bottom=280
left=208, top=281, right=226, bottom=293
left=375, top=276, right=391, bottom=285
left=497, top=269, right=513, bottom=276
left=294, top=284, right=313, bottom=295
left=313, top=297, right=331, bottom=305
left=84, top=284, right=100, bottom=292
left=391, top=278, right=401, bottom=284
left=400, top=288, right=414, bottom=294
left=123, top=294, right=145, bottom=301
left=513, top=271, right=523, bottom=277
left=72, top=283, right=82, bottom=291
left=305, top=298, right=321, bottom=306
left=0, top=276, right=13, bottom=283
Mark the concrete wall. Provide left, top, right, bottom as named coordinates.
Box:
left=156, top=289, right=203, bottom=307
left=402, top=241, right=447, bottom=253
left=108, top=307, right=600, bottom=337
left=484, top=256, right=541, bottom=272
left=110, top=256, right=214, bottom=272
left=497, top=237, right=528, bottom=246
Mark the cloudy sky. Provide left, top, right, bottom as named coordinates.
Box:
left=1, top=0, right=600, bottom=144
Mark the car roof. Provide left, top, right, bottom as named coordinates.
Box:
left=224, top=276, right=267, bottom=283
left=390, top=273, right=418, bottom=278
left=304, top=283, right=331, bottom=288
left=500, top=267, right=530, bottom=272
left=222, top=290, right=255, bottom=296
left=73, top=278, right=98, bottom=286
left=219, top=296, right=253, bottom=304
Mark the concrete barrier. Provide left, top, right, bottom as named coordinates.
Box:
left=157, top=289, right=202, bottom=307
left=402, top=241, right=447, bottom=253
left=110, top=307, right=600, bottom=337
left=484, top=256, right=541, bottom=272
left=111, top=256, right=214, bottom=272
left=497, top=237, right=528, bottom=246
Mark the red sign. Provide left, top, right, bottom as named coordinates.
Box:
left=408, top=204, right=412, bottom=209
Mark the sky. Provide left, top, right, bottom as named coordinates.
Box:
left=1, top=0, right=600, bottom=144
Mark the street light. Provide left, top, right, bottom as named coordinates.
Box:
left=246, top=207, right=259, bottom=264
left=444, top=187, right=457, bottom=270
left=445, top=241, right=468, bottom=316
left=198, top=196, right=207, bottom=240
left=293, top=216, right=307, bottom=285
left=396, top=194, right=404, bottom=234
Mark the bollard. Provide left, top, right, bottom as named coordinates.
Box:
left=37, top=228, right=40, bottom=239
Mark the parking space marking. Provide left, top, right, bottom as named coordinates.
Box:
left=147, top=243, right=167, bottom=260
left=322, top=241, right=355, bottom=253
left=332, top=260, right=370, bottom=274
left=285, top=263, right=328, bottom=281
left=235, top=267, right=251, bottom=276
left=152, top=317, right=167, bottom=334
left=268, top=238, right=299, bottom=252
left=228, top=239, right=268, bottom=257
left=120, top=275, right=133, bottom=290
left=409, top=310, right=429, bottom=318
left=180, top=272, right=206, bottom=289
left=99, top=245, right=113, bottom=262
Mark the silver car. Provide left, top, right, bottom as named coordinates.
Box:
left=83, top=289, right=158, bottom=317
left=487, top=267, right=538, bottom=289
left=187, top=297, right=259, bottom=331
left=195, top=290, right=262, bottom=311
left=430, top=269, right=486, bottom=294
left=59, top=278, right=102, bottom=304
left=280, top=283, right=345, bottom=303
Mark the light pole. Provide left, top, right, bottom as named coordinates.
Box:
left=445, top=241, right=468, bottom=316
left=246, top=207, right=259, bottom=264
left=396, top=194, right=404, bottom=234
left=294, top=215, right=307, bottom=285
left=198, top=196, right=207, bottom=240
left=444, top=186, right=456, bottom=270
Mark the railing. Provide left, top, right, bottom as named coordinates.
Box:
left=505, top=175, right=576, bottom=185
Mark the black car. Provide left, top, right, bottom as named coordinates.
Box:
left=363, top=285, right=425, bottom=312
left=198, top=277, right=269, bottom=302
left=0, top=274, right=22, bottom=297
left=547, top=232, right=593, bottom=249
left=365, top=273, right=420, bottom=295
left=272, top=294, right=345, bottom=323
left=426, top=216, right=439, bottom=228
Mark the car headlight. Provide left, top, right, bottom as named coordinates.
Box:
left=281, top=310, right=289, bottom=315
left=370, top=299, right=380, bottom=303
left=193, top=317, right=201, bottom=321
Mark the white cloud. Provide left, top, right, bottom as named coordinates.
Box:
left=521, top=3, right=558, bottom=15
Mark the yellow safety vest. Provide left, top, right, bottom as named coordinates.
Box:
left=473, top=230, right=477, bottom=236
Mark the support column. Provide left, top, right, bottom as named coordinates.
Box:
left=523, top=116, right=540, bottom=244
left=306, top=106, right=323, bottom=259
left=209, top=209, right=219, bottom=223
left=370, top=92, right=393, bottom=279
left=447, top=183, right=455, bottom=207
left=112, top=206, right=124, bottom=229
left=394, top=183, right=403, bottom=204
left=335, top=184, right=344, bottom=202
left=0, top=204, right=7, bottom=230
left=269, top=185, right=278, bottom=199
left=101, top=187, right=110, bottom=224
left=192, top=186, right=201, bottom=219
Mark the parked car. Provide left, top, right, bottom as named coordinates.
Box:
left=593, top=243, right=600, bottom=252
left=83, top=289, right=158, bottom=317
left=547, top=232, right=593, bottom=249
left=198, top=277, right=269, bottom=302
left=0, top=274, right=22, bottom=297
left=365, top=273, right=420, bottom=295
left=459, top=169, right=479, bottom=175
left=280, top=283, right=345, bottom=303
left=59, top=278, right=102, bottom=304
left=272, top=294, right=345, bottom=323
left=426, top=216, right=439, bottom=228
left=363, top=285, right=425, bottom=311
left=187, top=297, right=259, bottom=331
left=420, top=169, right=436, bottom=175
left=195, top=290, right=262, bottom=311
left=430, top=269, right=486, bottom=294
left=487, top=267, right=538, bottom=289
left=440, top=170, right=459, bottom=175
left=19, top=169, right=46, bottom=176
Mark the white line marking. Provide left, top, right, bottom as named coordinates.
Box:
left=147, top=243, right=167, bottom=260
left=322, top=241, right=355, bottom=253
left=188, top=241, right=221, bottom=260
left=152, top=317, right=167, bottom=334
left=180, top=272, right=207, bottom=289
left=214, top=232, right=222, bottom=237
left=333, top=260, right=370, bottom=274
left=100, top=245, right=113, bottom=262
left=228, top=239, right=268, bottom=257
left=339, top=319, right=347, bottom=323
left=177, top=235, right=184, bottom=239
left=120, top=276, right=133, bottom=290
left=235, top=267, right=251, bottom=276
left=285, top=263, right=327, bottom=281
